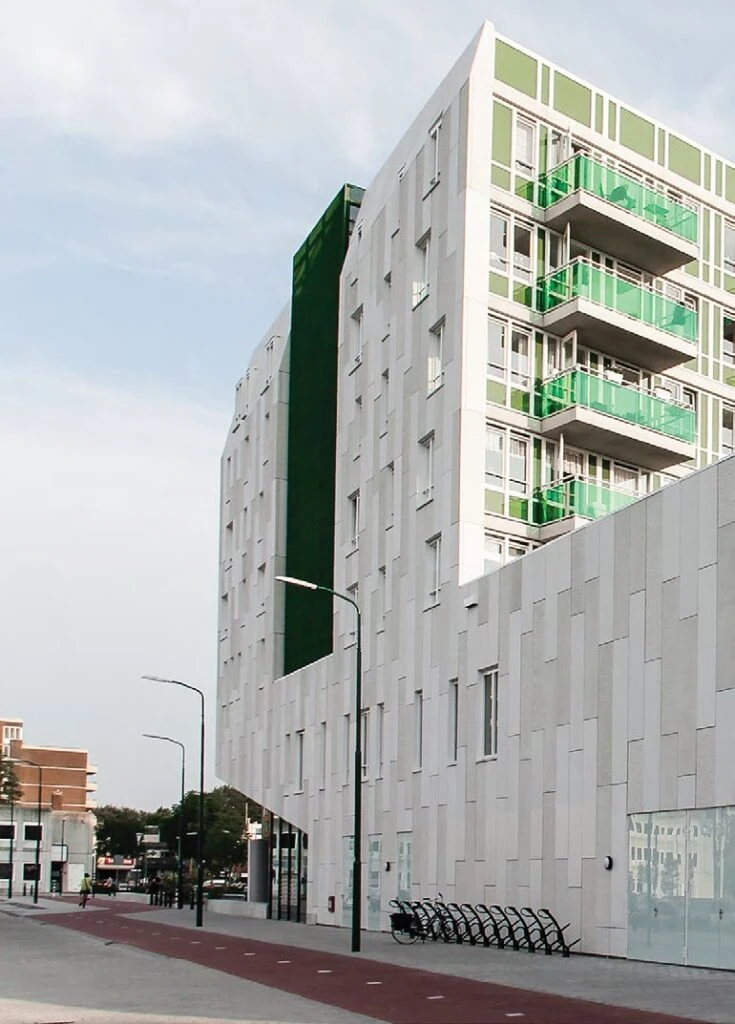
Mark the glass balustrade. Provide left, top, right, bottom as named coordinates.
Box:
left=537, top=155, right=698, bottom=246
left=537, top=259, right=698, bottom=345
left=539, top=367, right=696, bottom=443
left=534, top=476, right=639, bottom=526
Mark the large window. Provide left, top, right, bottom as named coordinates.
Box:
left=484, top=532, right=534, bottom=573
left=428, top=320, right=444, bottom=393
left=487, top=317, right=506, bottom=380
left=418, top=433, right=434, bottom=502
left=514, top=116, right=536, bottom=177
left=482, top=669, right=499, bottom=758
left=512, top=222, right=532, bottom=282
left=485, top=427, right=504, bottom=489
left=0, top=824, right=15, bottom=841
left=510, top=329, right=530, bottom=389
left=490, top=210, right=533, bottom=282
left=426, top=535, right=441, bottom=606
left=508, top=437, right=528, bottom=494
left=489, top=213, right=509, bottom=273
left=24, top=824, right=42, bottom=843
left=723, top=406, right=735, bottom=457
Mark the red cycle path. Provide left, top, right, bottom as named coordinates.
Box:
left=39, top=899, right=700, bottom=1024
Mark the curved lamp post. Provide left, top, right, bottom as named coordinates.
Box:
left=143, top=733, right=186, bottom=909
left=275, top=574, right=363, bottom=953
left=142, top=675, right=205, bottom=927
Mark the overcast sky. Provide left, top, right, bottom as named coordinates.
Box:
left=1, top=0, right=733, bottom=811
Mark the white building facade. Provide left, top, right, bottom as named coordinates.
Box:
left=217, top=22, right=735, bottom=966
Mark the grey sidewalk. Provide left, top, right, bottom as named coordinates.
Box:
left=136, top=903, right=735, bottom=1023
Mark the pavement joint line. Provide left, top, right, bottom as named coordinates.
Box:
left=366, top=981, right=382, bottom=985
left=317, top=969, right=333, bottom=974
left=277, top=959, right=291, bottom=963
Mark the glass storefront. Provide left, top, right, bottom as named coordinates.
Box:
left=628, top=807, right=735, bottom=968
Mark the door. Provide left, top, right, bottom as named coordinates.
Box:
left=627, top=811, right=686, bottom=964
left=367, top=836, right=382, bottom=930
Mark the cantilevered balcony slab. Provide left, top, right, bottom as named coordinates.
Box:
left=538, top=368, right=696, bottom=472
left=537, top=259, right=698, bottom=373
left=533, top=475, right=639, bottom=541
left=538, top=156, right=699, bottom=275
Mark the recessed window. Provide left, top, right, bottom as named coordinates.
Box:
left=24, top=824, right=42, bottom=843
left=346, top=583, right=359, bottom=644
left=426, top=535, right=441, bottom=606
left=0, top=824, right=15, bottom=841
left=348, top=491, right=360, bottom=549
left=514, top=116, right=536, bottom=177
left=428, top=118, right=442, bottom=186
left=361, top=710, right=369, bottom=780
left=319, top=721, right=327, bottom=790
left=351, top=308, right=363, bottom=365
left=344, top=714, right=351, bottom=783
left=489, top=213, right=509, bottom=273
left=723, top=406, right=735, bottom=457
left=296, top=731, right=304, bottom=791
left=448, top=680, right=459, bottom=763
left=428, top=320, right=444, bottom=393
left=413, top=235, right=431, bottom=308
left=482, top=669, right=499, bottom=758
left=418, top=433, right=435, bottom=503
left=377, top=566, right=387, bottom=630
left=414, top=690, right=424, bottom=768
left=380, top=371, right=389, bottom=435
left=377, top=703, right=385, bottom=778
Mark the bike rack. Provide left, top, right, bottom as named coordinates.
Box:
left=537, top=907, right=580, bottom=957
left=504, top=906, right=536, bottom=951
left=521, top=907, right=553, bottom=955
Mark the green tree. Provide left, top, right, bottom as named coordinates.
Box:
left=0, top=751, right=21, bottom=806
left=95, top=806, right=147, bottom=858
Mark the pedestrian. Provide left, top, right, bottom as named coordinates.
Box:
left=148, top=874, right=161, bottom=906
left=79, top=873, right=93, bottom=909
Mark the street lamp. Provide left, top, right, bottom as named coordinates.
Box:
left=2, top=771, right=16, bottom=899
left=275, top=574, right=363, bottom=953
left=60, top=817, right=67, bottom=894
left=142, top=675, right=205, bottom=927
left=14, top=759, right=43, bottom=904
left=143, top=733, right=186, bottom=909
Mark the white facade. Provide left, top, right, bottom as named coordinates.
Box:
left=217, top=21, right=735, bottom=964
left=0, top=806, right=96, bottom=895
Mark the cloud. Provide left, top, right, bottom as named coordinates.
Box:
left=0, top=367, right=227, bottom=807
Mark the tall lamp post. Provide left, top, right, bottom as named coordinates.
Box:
left=14, top=759, right=43, bottom=904
left=275, top=574, right=363, bottom=953
left=143, top=733, right=186, bottom=909
left=142, top=675, right=205, bottom=927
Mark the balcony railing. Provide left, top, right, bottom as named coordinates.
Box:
left=537, top=155, right=699, bottom=246
left=533, top=475, right=639, bottom=526
left=537, top=259, right=698, bottom=345
left=539, top=367, right=696, bottom=443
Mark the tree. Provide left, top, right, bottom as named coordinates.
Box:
left=95, top=806, right=147, bottom=858
left=0, top=751, right=21, bottom=806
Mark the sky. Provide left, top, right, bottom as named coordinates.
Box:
left=1, top=0, right=734, bottom=810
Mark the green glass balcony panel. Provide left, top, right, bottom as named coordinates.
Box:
left=537, top=155, right=699, bottom=245
left=533, top=477, right=638, bottom=526
left=537, top=259, right=698, bottom=345
left=539, top=368, right=696, bottom=443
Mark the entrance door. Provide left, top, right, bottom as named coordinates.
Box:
left=628, top=811, right=686, bottom=964
left=367, top=836, right=381, bottom=930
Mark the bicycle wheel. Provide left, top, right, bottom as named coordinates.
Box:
left=391, top=920, right=421, bottom=944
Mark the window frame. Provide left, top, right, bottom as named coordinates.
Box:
left=418, top=432, right=435, bottom=504
left=428, top=319, right=444, bottom=394
left=428, top=117, right=442, bottom=187
left=348, top=490, right=360, bottom=549
left=360, top=710, right=369, bottom=780
left=414, top=690, right=424, bottom=769
left=425, top=535, right=442, bottom=607
left=413, top=234, right=431, bottom=308
left=514, top=115, right=536, bottom=178
left=481, top=669, right=499, bottom=759
left=448, top=679, right=459, bottom=764
left=725, top=222, right=735, bottom=276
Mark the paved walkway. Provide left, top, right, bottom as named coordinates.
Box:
left=17, top=895, right=734, bottom=1023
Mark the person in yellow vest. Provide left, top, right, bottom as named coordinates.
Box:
left=79, top=873, right=93, bottom=908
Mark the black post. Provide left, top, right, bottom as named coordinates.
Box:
left=178, top=748, right=185, bottom=909
left=33, top=764, right=42, bottom=904
left=197, top=696, right=205, bottom=927
left=7, top=787, right=14, bottom=899
left=351, top=602, right=362, bottom=953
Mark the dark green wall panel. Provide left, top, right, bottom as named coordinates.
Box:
left=283, top=184, right=363, bottom=675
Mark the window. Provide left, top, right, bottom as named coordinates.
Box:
left=426, top=536, right=441, bottom=606
left=418, top=433, right=434, bottom=502
left=550, top=129, right=570, bottom=168
left=346, top=584, right=359, bottom=644
left=24, top=824, right=42, bottom=843
left=613, top=465, right=639, bottom=494
left=380, top=371, right=389, bottom=435
left=377, top=703, right=385, bottom=777
left=265, top=338, right=274, bottom=383
left=0, top=824, right=15, bottom=841
left=361, top=710, right=369, bottom=780
left=428, top=118, right=441, bottom=185
left=487, top=317, right=506, bottom=380
left=413, top=235, right=430, bottom=307
left=510, top=329, right=530, bottom=389
left=723, top=315, right=735, bottom=385
left=377, top=566, right=387, bottom=630
left=428, top=320, right=444, bottom=393
left=485, top=426, right=504, bottom=489
left=482, top=669, right=499, bottom=758
left=351, top=308, right=363, bottom=364
left=513, top=222, right=532, bottom=282
left=489, top=213, right=509, bottom=272
left=507, top=541, right=531, bottom=561
left=344, top=714, right=351, bottom=783
left=383, top=462, right=395, bottom=529
left=296, top=731, right=304, bottom=791
left=484, top=534, right=504, bottom=573
left=319, top=721, right=327, bottom=790
left=257, top=563, right=266, bottom=611
left=515, top=116, right=535, bottom=176
left=348, top=491, right=360, bottom=548
left=725, top=222, right=735, bottom=275
left=723, top=406, right=735, bottom=457
left=449, top=680, right=459, bottom=763
left=23, top=863, right=39, bottom=881
left=509, top=437, right=528, bottom=495
left=414, top=691, right=424, bottom=768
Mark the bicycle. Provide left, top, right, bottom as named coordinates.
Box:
left=389, top=900, right=427, bottom=944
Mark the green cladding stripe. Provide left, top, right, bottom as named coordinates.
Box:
left=608, top=101, right=617, bottom=141
left=595, top=95, right=604, bottom=133
left=704, top=154, right=712, bottom=191
left=554, top=72, right=591, bottom=126
left=619, top=108, right=655, bottom=160
left=492, top=101, right=513, bottom=166
left=283, top=184, right=363, bottom=676
left=716, top=161, right=724, bottom=196
left=727, top=166, right=735, bottom=203
left=495, top=39, right=537, bottom=97
left=541, top=65, right=550, bottom=104
left=657, top=129, right=666, bottom=167
left=668, top=135, right=701, bottom=185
